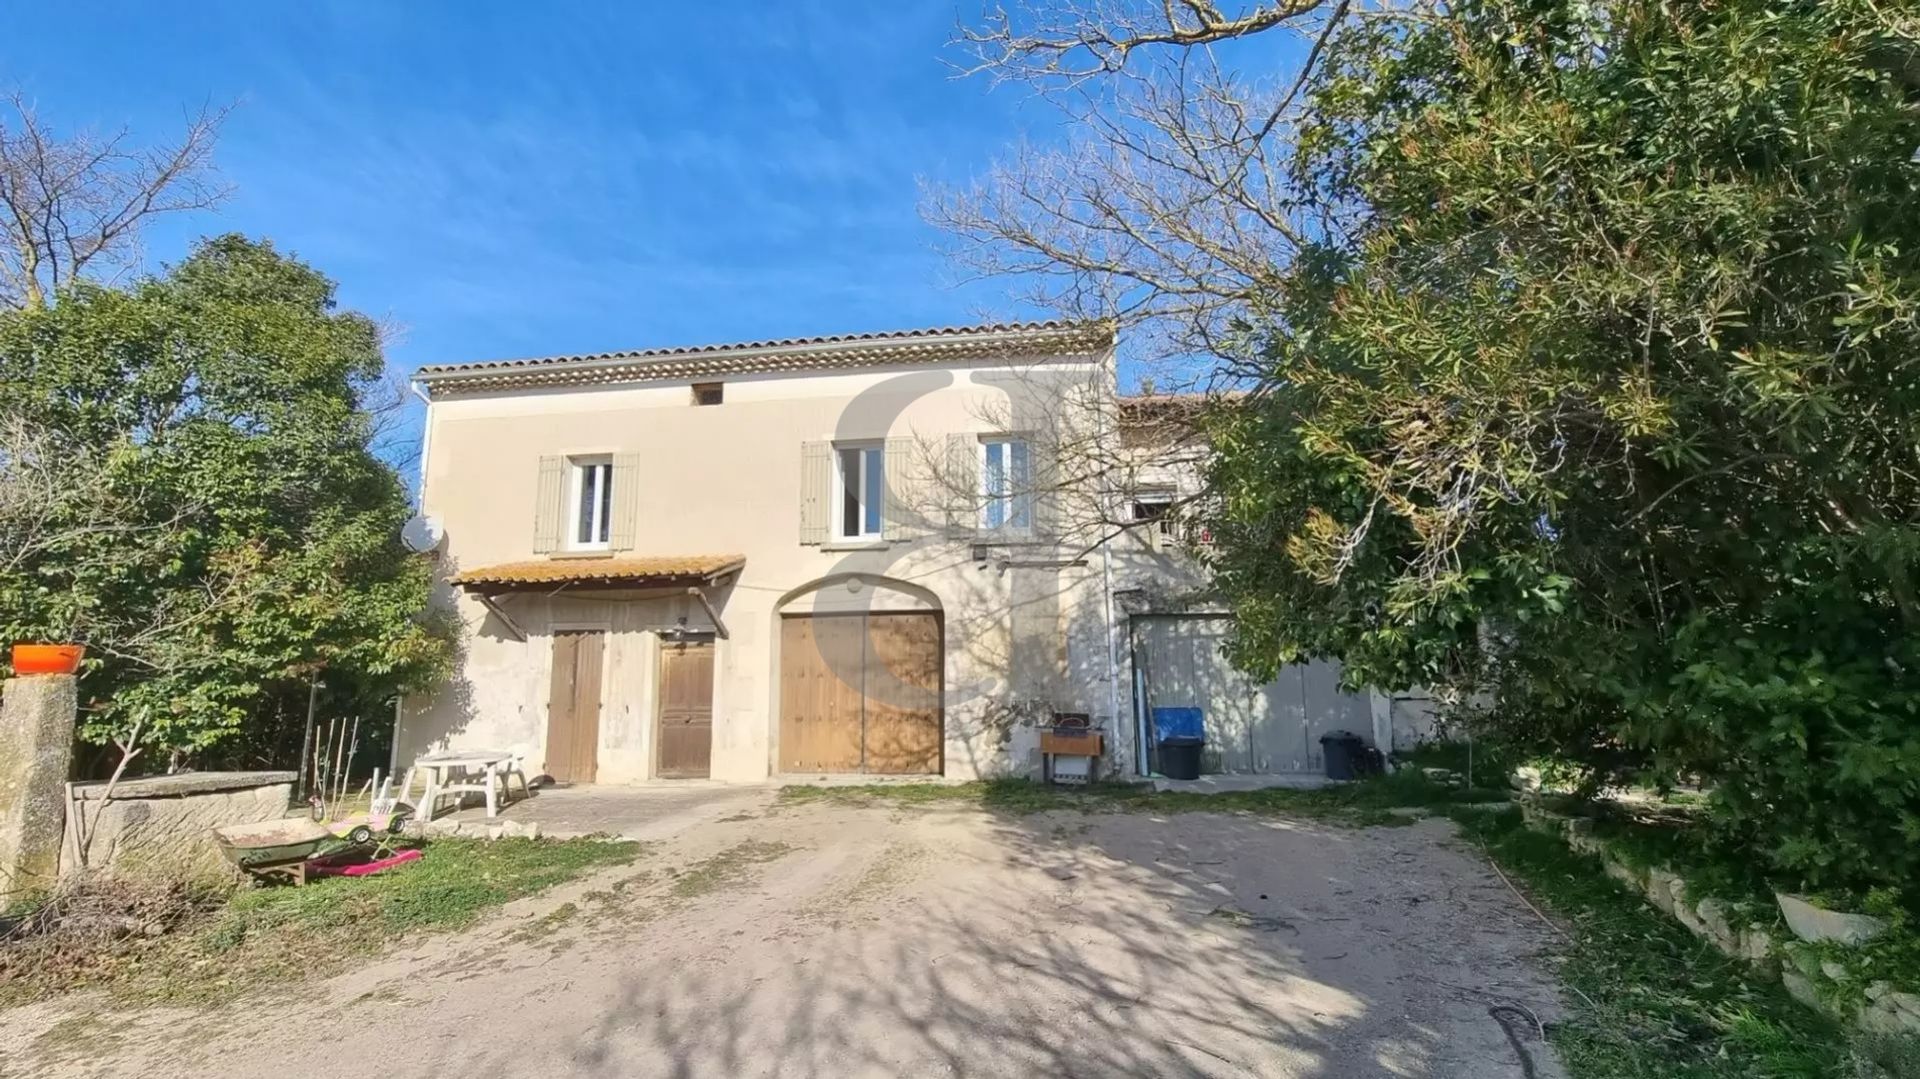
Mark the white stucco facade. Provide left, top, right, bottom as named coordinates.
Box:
left=396, top=324, right=1130, bottom=783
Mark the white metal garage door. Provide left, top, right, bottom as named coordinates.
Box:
left=1132, top=614, right=1375, bottom=774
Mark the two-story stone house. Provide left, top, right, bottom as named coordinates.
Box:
left=396, top=320, right=1407, bottom=786
left=397, top=321, right=1131, bottom=784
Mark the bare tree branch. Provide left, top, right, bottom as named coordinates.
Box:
left=956, top=0, right=1331, bottom=82
left=932, top=2, right=1397, bottom=381
left=0, top=92, right=232, bottom=309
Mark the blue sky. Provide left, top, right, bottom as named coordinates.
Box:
left=4, top=3, right=1068, bottom=424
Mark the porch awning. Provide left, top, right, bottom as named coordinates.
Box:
left=450, top=554, right=744, bottom=591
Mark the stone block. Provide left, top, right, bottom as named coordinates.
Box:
left=1603, top=857, right=1644, bottom=890
left=1740, top=925, right=1777, bottom=964
left=498, top=821, right=541, bottom=839
left=0, top=674, right=77, bottom=899
left=1859, top=999, right=1920, bottom=1037
left=1693, top=898, right=1740, bottom=955
left=1647, top=867, right=1682, bottom=916
left=1782, top=970, right=1824, bottom=1012
left=1776, top=893, right=1888, bottom=946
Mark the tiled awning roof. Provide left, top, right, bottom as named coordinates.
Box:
left=413, top=320, right=1115, bottom=397
left=451, top=555, right=744, bottom=590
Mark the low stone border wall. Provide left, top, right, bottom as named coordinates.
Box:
left=1515, top=799, right=1920, bottom=1037
left=409, top=817, right=542, bottom=840
left=66, top=771, right=296, bottom=883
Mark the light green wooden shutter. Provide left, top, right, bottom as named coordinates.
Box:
left=882, top=438, right=914, bottom=542
left=799, top=441, right=829, bottom=545
left=608, top=453, right=640, bottom=550
left=1029, top=437, right=1059, bottom=542
left=532, top=455, right=565, bottom=553
left=945, top=434, right=977, bottom=540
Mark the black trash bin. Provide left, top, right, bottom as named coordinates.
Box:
left=1158, top=736, right=1205, bottom=781
left=1320, top=732, right=1368, bottom=781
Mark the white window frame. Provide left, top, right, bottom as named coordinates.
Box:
left=979, top=436, right=1033, bottom=534
left=1129, top=490, right=1179, bottom=550
left=567, top=455, right=613, bottom=551
left=832, top=441, right=886, bottom=543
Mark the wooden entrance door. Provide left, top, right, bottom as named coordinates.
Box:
left=657, top=638, right=714, bottom=778
left=778, top=611, right=942, bottom=774
left=546, top=629, right=604, bottom=784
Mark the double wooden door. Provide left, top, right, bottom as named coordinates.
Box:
left=657, top=638, right=715, bottom=778
left=779, top=611, right=942, bottom=774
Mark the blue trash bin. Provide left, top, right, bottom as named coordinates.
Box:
left=1152, top=707, right=1206, bottom=780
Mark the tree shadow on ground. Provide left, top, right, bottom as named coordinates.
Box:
left=458, top=806, right=1563, bottom=1078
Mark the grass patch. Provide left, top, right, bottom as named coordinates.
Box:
left=30, top=1010, right=124, bottom=1064
left=510, top=901, right=581, bottom=944
left=1, top=836, right=640, bottom=1006
left=1449, top=807, right=1849, bottom=1078
left=668, top=840, right=793, bottom=899
left=779, top=770, right=1510, bottom=826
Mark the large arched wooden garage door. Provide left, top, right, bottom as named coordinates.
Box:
left=779, top=611, right=942, bottom=774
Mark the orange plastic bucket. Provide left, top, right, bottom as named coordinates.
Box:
left=12, top=643, right=84, bottom=675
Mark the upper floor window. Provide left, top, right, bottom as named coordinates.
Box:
left=835, top=443, right=885, bottom=541
left=570, top=456, right=613, bottom=550
left=691, top=382, right=724, bottom=406
left=1130, top=490, right=1178, bottom=547
left=981, top=437, right=1032, bottom=532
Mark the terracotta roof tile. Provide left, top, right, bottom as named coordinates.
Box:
left=451, top=555, right=745, bottom=588
left=415, top=320, right=1114, bottom=396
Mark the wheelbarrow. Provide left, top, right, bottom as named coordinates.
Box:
left=212, top=805, right=413, bottom=885
left=212, top=818, right=343, bottom=885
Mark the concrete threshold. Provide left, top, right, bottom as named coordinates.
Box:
left=1150, top=773, right=1338, bottom=794
left=776, top=773, right=977, bottom=788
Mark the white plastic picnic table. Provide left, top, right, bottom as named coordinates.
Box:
left=413, top=749, right=515, bottom=822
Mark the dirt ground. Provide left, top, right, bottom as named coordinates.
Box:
left=1, top=795, right=1568, bottom=1078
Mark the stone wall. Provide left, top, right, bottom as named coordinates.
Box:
left=1516, top=798, right=1920, bottom=1038
left=68, top=772, right=296, bottom=883
left=0, top=674, right=77, bottom=900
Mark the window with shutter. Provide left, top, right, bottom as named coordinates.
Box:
left=832, top=442, right=885, bottom=542
left=565, top=456, right=614, bottom=550
left=980, top=437, right=1033, bottom=534
left=609, top=453, right=640, bottom=550
left=945, top=434, right=977, bottom=540
left=799, top=441, right=830, bottom=545
left=883, top=438, right=914, bottom=541
left=532, top=455, right=565, bottom=553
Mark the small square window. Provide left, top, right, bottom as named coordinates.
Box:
left=1131, top=492, right=1179, bottom=545
left=692, top=382, right=724, bottom=406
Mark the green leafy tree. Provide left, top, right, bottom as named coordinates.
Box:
left=0, top=234, right=450, bottom=773
left=1202, top=0, right=1920, bottom=894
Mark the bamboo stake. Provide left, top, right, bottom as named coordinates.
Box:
left=296, top=678, right=320, bottom=801
left=336, top=716, right=361, bottom=816
left=328, top=716, right=347, bottom=819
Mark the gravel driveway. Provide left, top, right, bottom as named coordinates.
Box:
left=5, top=795, right=1567, bottom=1078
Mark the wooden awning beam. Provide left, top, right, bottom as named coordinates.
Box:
left=474, top=592, right=528, bottom=642
left=688, top=586, right=730, bottom=640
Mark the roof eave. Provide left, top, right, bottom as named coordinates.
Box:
left=451, top=556, right=746, bottom=592
left=414, top=322, right=1117, bottom=397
